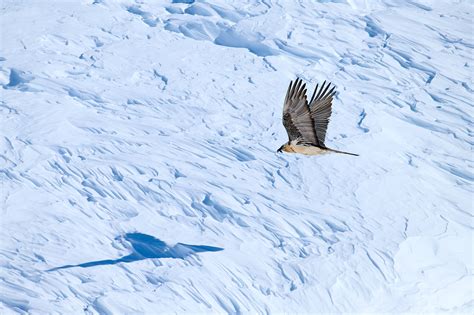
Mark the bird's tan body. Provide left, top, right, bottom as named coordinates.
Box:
left=281, top=143, right=330, bottom=155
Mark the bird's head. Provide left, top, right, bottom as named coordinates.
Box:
left=277, top=143, right=290, bottom=153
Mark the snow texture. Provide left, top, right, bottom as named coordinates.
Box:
left=1, top=0, right=473, bottom=313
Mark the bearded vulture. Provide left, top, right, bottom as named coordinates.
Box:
left=277, top=78, right=358, bottom=156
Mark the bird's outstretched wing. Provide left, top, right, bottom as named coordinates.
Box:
left=309, top=80, right=336, bottom=147
left=282, top=78, right=318, bottom=145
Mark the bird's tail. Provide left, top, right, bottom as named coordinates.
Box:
left=327, top=148, right=359, bottom=156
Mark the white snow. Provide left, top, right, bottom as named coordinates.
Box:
left=1, top=0, right=473, bottom=313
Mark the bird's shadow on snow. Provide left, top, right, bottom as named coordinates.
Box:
left=47, top=233, right=223, bottom=271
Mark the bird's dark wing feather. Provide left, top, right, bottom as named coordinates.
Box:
left=309, top=80, right=336, bottom=147
left=282, top=78, right=318, bottom=145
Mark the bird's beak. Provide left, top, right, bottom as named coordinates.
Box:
left=277, top=146, right=282, bottom=153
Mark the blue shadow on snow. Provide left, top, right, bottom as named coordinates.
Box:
left=48, top=233, right=223, bottom=271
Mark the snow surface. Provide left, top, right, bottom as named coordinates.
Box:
left=1, top=0, right=473, bottom=313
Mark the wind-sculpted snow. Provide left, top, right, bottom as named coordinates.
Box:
left=1, top=0, right=472, bottom=313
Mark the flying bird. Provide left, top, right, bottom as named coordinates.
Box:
left=277, top=78, right=358, bottom=156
